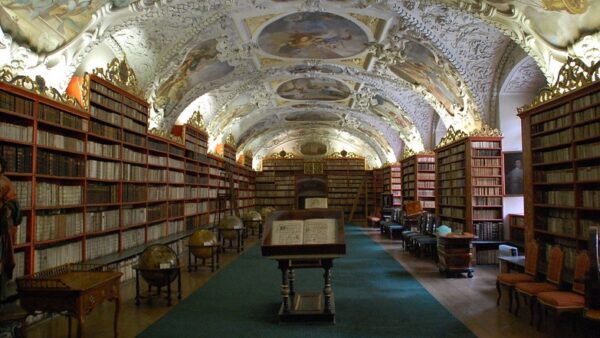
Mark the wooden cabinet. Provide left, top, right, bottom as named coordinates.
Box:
left=401, top=153, right=436, bottom=213
left=437, top=232, right=475, bottom=278
left=434, top=130, right=504, bottom=238
left=518, top=59, right=600, bottom=274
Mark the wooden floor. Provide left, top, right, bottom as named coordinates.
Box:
left=23, top=228, right=580, bottom=338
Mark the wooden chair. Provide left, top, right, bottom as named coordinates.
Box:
left=496, top=241, right=540, bottom=313
left=583, top=226, right=600, bottom=336
left=536, top=251, right=589, bottom=333
left=515, top=245, right=565, bottom=325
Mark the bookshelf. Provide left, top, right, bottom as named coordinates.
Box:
left=256, top=158, right=302, bottom=210
left=518, top=59, right=600, bottom=275
left=508, top=214, right=525, bottom=248
left=401, top=153, right=436, bottom=213
left=383, top=163, right=402, bottom=208
left=325, top=157, right=371, bottom=222
left=0, top=73, right=255, bottom=280
left=434, top=129, right=504, bottom=240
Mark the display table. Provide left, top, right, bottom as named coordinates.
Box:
left=261, top=209, right=346, bottom=323
left=16, top=263, right=122, bottom=338
left=437, top=232, right=475, bottom=278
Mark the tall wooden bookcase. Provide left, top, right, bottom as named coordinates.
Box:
left=0, top=72, right=255, bottom=279
left=518, top=59, right=600, bottom=274
left=325, top=157, right=372, bottom=222
left=255, top=157, right=302, bottom=210
left=434, top=128, right=504, bottom=239
left=401, top=153, right=436, bottom=213
left=382, top=163, right=402, bottom=208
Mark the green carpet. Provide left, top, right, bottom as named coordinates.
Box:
left=138, top=226, right=476, bottom=338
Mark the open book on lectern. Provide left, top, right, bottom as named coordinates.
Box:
left=270, top=218, right=337, bottom=245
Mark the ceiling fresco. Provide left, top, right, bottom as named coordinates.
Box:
left=257, top=11, right=370, bottom=59
left=276, top=77, right=351, bottom=101
left=0, top=0, right=597, bottom=169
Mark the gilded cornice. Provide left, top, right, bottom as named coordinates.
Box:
left=519, top=58, right=600, bottom=112
left=225, top=133, right=236, bottom=147
left=401, top=148, right=416, bottom=160
left=469, top=124, right=503, bottom=137
left=0, top=67, right=84, bottom=110
left=93, top=57, right=142, bottom=97
left=434, top=126, right=468, bottom=149
left=188, top=111, right=207, bottom=132
left=329, top=150, right=359, bottom=159
left=149, top=128, right=184, bottom=145
left=269, top=150, right=296, bottom=159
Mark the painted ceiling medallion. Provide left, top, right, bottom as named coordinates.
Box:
left=285, top=111, right=340, bottom=122
left=277, top=78, right=351, bottom=101
left=257, top=12, right=369, bottom=59
left=300, top=141, right=328, bottom=156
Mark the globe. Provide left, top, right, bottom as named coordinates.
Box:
left=219, top=215, right=243, bottom=240
left=259, top=206, right=276, bottom=220
left=189, top=229, right=217, bottom=259
left=242, top=210, right=262, bottom=235
left=138, top=244, right=179, bottom=287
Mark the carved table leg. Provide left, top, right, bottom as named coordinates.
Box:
left=323, top=260, right=333, bottom=314
left=278, top=260, right=290, bottom=313
left=288, top=269, right=296, bottom=298
left=114, top=296, right=120, bottom=338
left=77, top=315, right=84, bottom=338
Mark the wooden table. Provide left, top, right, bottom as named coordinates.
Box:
left=498, top=255, right=525, bottom=273
left=17, top=264, right=122, bottom=338
left=261, top=209, right=346, bottom=323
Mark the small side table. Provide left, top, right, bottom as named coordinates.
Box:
left=218, top=226, right=245, bottom=253
left=133, top=265, right=182, bottom=306
left=187, top=242, right=220, bottom=272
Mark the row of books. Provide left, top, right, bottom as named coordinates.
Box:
left=574, top=121, right=600, bottom=140
left=473, top=209, right=502, bottom=220
left=534, top=190, right=575, bottom=206
left=86, top=233, right=119, bottom=260
left=0, top=89, right=33, bottom=115
left=472, top=177, right=501, bottom=186
left=35, top=211, right=81, bottom=241
left=472, top=158, right=501, bottom=167
left=531, top=114, right=571, bottom=134
left=0, top=144, right=32, bottom=173
left=440, top=207, right=465, bottom=218
left=439, top=179, right=465, bottom=188
left=532, top=129, right=571, bottom=149
left=576, top=141, right=600, bottom=159
left=472, top=149, right=501, bottom=157
left=530, top=103, right=567, bottom=124
left=2, top=122, right=33, bottom=143
left=574, top=105, right=600, bottom=123
left=573, top=91, right=600, bottom=110
left=473, top=196, right=502, bottom=206
left=39, top=104, right=88, bottom=131
left=471, top=141, right=501, bottom=149
left=534, top=168, right=574, bottom=183
left=473, top=187, right=502, bottom=196
left=582, top=190, right=600, bottom=208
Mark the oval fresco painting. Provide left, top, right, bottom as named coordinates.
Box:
left=277, top=78, right=351, bottom=101
left=285, top=112, right=340, bottom=122
left=301, top=142, right=328, bottom=156
left=258, top=12, right=369, bottom=59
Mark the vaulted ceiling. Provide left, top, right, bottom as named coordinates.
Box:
left=1, top=0, right=598, bottom=169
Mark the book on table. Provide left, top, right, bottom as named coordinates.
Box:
left=270, top=218, right=337, bottom=245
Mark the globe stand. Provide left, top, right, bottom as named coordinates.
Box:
left=187, top=243, right=220, bottom=272
left=134, top=266, right=181, bottom=306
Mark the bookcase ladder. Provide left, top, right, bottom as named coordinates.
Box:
left=348, top=177, right=366, bottom=223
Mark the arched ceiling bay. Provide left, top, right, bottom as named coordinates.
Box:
left=1, top=0, right=598, bottom=169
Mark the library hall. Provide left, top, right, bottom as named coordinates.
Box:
left=0, top=1, right=599, bottom=337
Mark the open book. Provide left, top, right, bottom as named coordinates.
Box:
left=271, top=218, right=337, bottom=245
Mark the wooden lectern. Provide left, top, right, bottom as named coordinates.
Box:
left=261, top=209, right=346, bottom=323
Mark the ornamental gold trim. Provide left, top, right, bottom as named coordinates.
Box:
left=93, top=57, right=142, bottom=97
left=270, top=149, right=296, bottom=159
left=469, top=124, right=502, bottom=137
left=401, top=148, right=415, bottom=160
left=225, top=133, right=235, bottom=147
left=188, top=111, right=206, bottom=131
left=519, top=57, right=599, bottom=112
left=329, top=150, right=359, bottom=158
left=434, top=126, right=469, bottom=149
left=243, top=150, right=253, bottom=158
left=149, top=128, right=184, bottom=144
left=0, top=67, right=84, bottom=110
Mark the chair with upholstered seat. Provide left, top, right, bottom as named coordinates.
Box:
left=515, top=245, right=565, bottom=325
left=583, top=226, right=600, bottom=336
left=496, top=241, right=540, bottom=313
left=536, top=251, right=589, bottom=333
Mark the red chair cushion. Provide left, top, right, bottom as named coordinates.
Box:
left=515, top=282, right=559, bottom=295
left=497, top=273, right=535, bottom=285
left=537, top=291, right=584, bottom=308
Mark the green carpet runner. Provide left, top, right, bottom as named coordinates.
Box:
left=138, top=226, right=475, bottom=338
